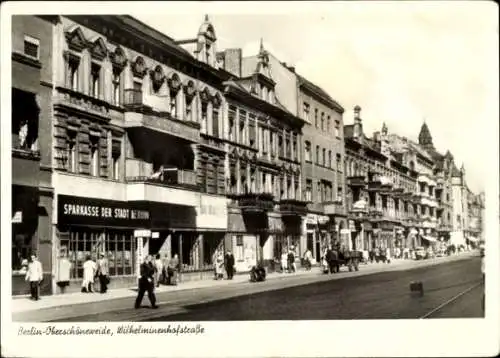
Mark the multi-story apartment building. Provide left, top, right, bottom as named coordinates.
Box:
left=344, top=107, right=418, bottom=253
left=417, top=123, right=455, bottom=243
left=451, top=162, right=468, bottom=247
left=466, top=188, right=483, bottom=246
left=217, top=42, right=306, bottom=271
left=297, top=74, right=347, bottom=263
left=44, top=15, right=236, bottom=293
left=11, top=15, right=57, bottom=295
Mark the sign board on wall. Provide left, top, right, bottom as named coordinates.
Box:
left=12, top=211, right=23, bottom=223
left=58, top=195, right=151, bottom=227
left=196, top=195, right=228, bottom=230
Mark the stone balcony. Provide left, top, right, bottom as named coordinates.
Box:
left=279, top=199, right=309, bottom=217
left=229, top=192, right=275, bottom=213
left=123, top=89, right=201, bottom=143
left=323, top=200, right=346, bottom=216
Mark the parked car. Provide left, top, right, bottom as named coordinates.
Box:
left=415, top=247, right=426, bottom=260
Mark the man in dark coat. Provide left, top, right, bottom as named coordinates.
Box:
left=224, top=250, right=235, bottom=280
left=326, top=246, right=337, bottom=274
left=135, top=255, right=158, bottom=309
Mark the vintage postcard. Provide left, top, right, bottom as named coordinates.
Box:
left=1, top=1, right=499, bottom=357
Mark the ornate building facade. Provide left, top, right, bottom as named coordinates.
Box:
left=297, top=74, right=347, bottom=264
left=344, top=107, right=419, bottom=254
left=11, top=15, right=57, bottom=295
left=217, top=41, right=306, bottom=271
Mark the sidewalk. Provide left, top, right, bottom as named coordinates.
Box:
left=10, top=251, right=475, bottom=314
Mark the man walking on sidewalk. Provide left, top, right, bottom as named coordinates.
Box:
left=135, top=255, right=158, bottom=309
left=96, top=253, right=109, bottom=294
left=225, top=250, right=235, bottom=280
left=25, top=253, right=43, bottom=300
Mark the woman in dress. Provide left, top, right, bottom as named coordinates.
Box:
left=214, top=251, right=225, bottom=280
left=81, top=255, right=96, bottom=293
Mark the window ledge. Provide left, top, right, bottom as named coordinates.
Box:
left=12, top=148, right=41, bottom=161
left=12, top=52, right=41, bottom=69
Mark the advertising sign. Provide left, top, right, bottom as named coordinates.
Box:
left=58, top=195, right=151, bottom=227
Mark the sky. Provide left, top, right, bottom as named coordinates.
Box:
left=133, top=1, right=498, bottom=193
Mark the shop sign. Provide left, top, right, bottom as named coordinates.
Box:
left=196, top=195, right=227, bottom=230
left=58, top=195, right=151, bottom=227
left=134, top=229, right=151, bottom=238
left=318, top=215, right=329, bottom=225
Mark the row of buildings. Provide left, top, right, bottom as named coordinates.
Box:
left=10, top=15, right=484, bottom=296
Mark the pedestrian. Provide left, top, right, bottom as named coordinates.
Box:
left=168, top=254, right=179, bottom=285
left=81, top=255, right=96, bottom=293
left=281, top=250, right=288, bottom=273
left=224, top=250, right=235, bottom=280
left=25, top=253, right=43, bottom=300
left=386, top=247, right=391, bottom=264
left=96, top=253, right=109, bottom=294
left=214, top=251, right=224, bottom=280
left=326, top=245, right=337, bottom=274
left=154, top=254, right=163, bottom=288
left=287, top=248, right=295, bottom=273
left=303, top=248, right=313, bottom=270
left=134, top=255, right=158, bottom=309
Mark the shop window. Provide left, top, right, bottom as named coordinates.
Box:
left=236, top=235, right=244, bottom=261
left=203, top=233, right=224, bottom=270
left=89, top=135, right=100, bottom=177
left=90, top=62, right=101, bottom=98
left=11, top=88, right=39, bottom=152
left=24, top=35, right=39, bottom=59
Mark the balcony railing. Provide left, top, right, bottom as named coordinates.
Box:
left=123, top=88, right=144, bottom=109
left=229, top=192, right=275, bottom=213
left=200, top=133, right=225, bottom=151
left=126, top=167, right=198, bottom=190
left=279, top=199, right=308, bottom=216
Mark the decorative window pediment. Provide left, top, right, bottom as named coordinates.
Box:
left=111, top=46, right=128, bottom=69
left=90, top=37, right=108, bottom=61
left=131, top=56, right=147, bottom=78
left=200, top=87, right=211, bottom=102
left=183, top=80, right=197, bottom=99
left=150, top=65, right=165, bottom=92
left=167, top=73, right=181, bottom=92
left=65, top=27, right=87, bottom=52
left=212, top=93, right=222, bottom=108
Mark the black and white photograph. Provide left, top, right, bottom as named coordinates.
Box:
left=1, top=1, right=499, bottom=357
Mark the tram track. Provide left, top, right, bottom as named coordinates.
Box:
left=420, top=280, right=484, bottom=319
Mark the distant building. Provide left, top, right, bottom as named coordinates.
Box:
left=344, top=107, right=418, bottom=253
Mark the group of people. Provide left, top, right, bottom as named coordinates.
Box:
left=213, top=251, right=235, bottom=280
left=81, top=253, right=110, bottom=294
left=280, top=246, right=308, bottom=273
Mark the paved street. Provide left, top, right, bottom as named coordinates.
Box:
left=13, top=253, right=482, bottom=322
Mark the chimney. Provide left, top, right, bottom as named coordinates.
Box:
left=222, top=48, right=242, bottom=77
left=353, top=105, right=363, bottom=139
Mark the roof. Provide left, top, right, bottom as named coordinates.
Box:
left=297, top=74, right=344, bottom=113
left=408, top=140, right=434, bottom=162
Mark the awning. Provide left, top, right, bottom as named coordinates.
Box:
left=422, top=236, right=437, bottom=242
